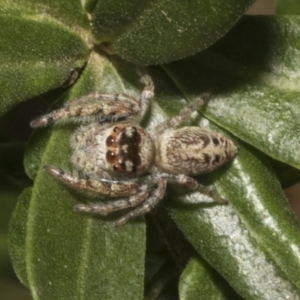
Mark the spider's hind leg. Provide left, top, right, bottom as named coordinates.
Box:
left=171, top=174, right=227, bottom=204
left=152, top=93, right=210, bottom=135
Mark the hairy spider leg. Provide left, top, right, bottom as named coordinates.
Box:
left=152, top=93, right=210, bottom=136
left=139, top=73, right=154, bottom=119
left=43, top=165, right=140, bottom=197
left=163, top=173, right=227, bottom=204
left=114, top=178, right=167, bottom=227
left=74, top=188, right=150, bottom=214
left=30, top=93, right=141, bottom=128
left=31, top=72, right=155, bottom=128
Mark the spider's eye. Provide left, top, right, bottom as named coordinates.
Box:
left=106, top=150, right=116, bottom=163
left=106, top=136, right=115, bottom=147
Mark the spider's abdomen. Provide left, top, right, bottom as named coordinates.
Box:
left=155, top=127, right=237, bottom=176
left=71, top=123, right=155, bottom=178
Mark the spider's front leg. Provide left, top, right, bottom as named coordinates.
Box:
left=30, top=73, right=154, bottom=128
left=76, top=177, right=168, bottom=227
left=44, top=165, right=140, bottom=197
left=30, top=93, right=141, bottom=128
left=114, top=178, right=168, bottom=226
left=75, top=189, right=150, bottom=216
left=74, top=177, right=168, bottom=227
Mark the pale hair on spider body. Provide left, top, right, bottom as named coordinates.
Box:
left=31, top=72, right=237, bottom=226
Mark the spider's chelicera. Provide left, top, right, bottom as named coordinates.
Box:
left=31, top=73, right=237, bottom=226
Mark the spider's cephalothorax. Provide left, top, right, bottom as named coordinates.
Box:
left=71, top=123, right=155, bottom=178
left=31, top=73, right=237, bottom=226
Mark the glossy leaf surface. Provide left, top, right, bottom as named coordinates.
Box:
left=179, top=256, right=243, bottom=300
left=165, top=16, right=300, bottom=169
left=150, top=62, right=300, bottom=297
left=169, top=119, right=300, bottom=299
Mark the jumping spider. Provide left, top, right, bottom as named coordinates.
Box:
left=31, top=73, right=237, bottom=226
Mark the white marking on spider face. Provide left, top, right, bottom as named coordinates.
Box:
left=125, top=127, right=134, bottom=138
left=122, top=144, right=128, bottom=153
left=125, top=160, right=134, bottom=172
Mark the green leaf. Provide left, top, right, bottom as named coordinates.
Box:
left=170, top=125, right=300, bottom=299
left=149, top=66, right=300, bottom=297
left=9, top=53, right=146, bottom=300
left=179, top=256, right=242, bottom=300
left=92, top=0, right=255, bottom=64
left=8, top=188, right=31, bottom=288
left=0, top=7, right=90, bottom=117
left=269, top=158, right=300, bottom=189
left=1, top=0, right=89, bottom=28
left=0, top=190, right=22, bottom=284
left=164, top=16, right=300, bottom=170
left=0, top=143, right=26, bottom=182
left=276, top=0, right=300, bottom=15
left=213, top=141, right=300, bottom=296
